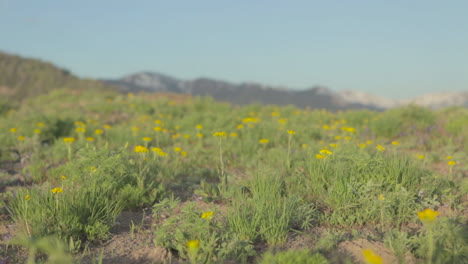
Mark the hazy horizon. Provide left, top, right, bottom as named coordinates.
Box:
left=1, top=0, right=467, bottom=99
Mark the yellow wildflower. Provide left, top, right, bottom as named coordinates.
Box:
left=259, top=139, right=269, bottom=144
left=362, top=249, right=383, bottom=264
left=378, top=194, right=385, bottom=201
left=25, top=195, right=31, bottom=201
left=18, top=136, right=25, bottom=141
left=34, top=129, right=41, bottom=134
left=366, top=140, right=373, bottom=145
left=230, top=132, right=238, bottom=137
left=278, top=118, right=287, bottom=125
left=10, top=128, right=17, bottom=133
left=153, top=126, right=163, bottom=132
left=329, top=143, right=338, bottom=148
left=418, top=208, right=439, bottom=222
left=213, top=132, right=227, bottom=137
left=75, top=127, right=86, bottom=133
left=134, top=145, right=149, bottom=153
left=446, top=156, right=452, bottom=160
left=132, top=126, right=140, bottom=132
left=376, top=145, right=385, bottom=152
left=51, top=187, right=63, bottom=194
left=63, top=137, right=75, bottom=143
left=316, top=154, right=325, bottom=159
left=95, top=129, right=104, bottom=135
left=322, top=125, right=330, bottom=130
left=184, top=134, right=190, bottom=138
left=359, top=143, right=367, bottom=148
left=186, top=239, right=200, bottom=250
left=201, top=211, right=214, bottom=220
left=37, top=122, right=45, bottom=127
left=320, top=149, right=332, bottom=155
left=344, top=136, right=351, bottom=140
left=90, top=166, right=96, bottom=172
left=154, top=119, right=162, bottom=124
left=158, top=151, right=167, bottom=157
left=103, top=124, right=112, bottom=129
left=334, top=136, right=342, bottom=140
left=392, top=141, right=399, bottom=145
left=237, top=124, right=244, bottom=129
left=196, top=125, right=203, bottom=130
left=174, top=147, right=182, bottom=152
left=416, top=154, right=425, bottom=159
left=197, top=133, right=204, bottom=138
left=142, top=137, right=152, bottom=141
left=448, top=161, right=456, bottom=166
left=287, top=130, right=296, bottom=135
left=86, top=137, right=95, bottom=141
left=181, top=151, right=187, bottom=156
left=61, top=175, right=67, bottom=180
left=152, top=147, right=162, bottom=152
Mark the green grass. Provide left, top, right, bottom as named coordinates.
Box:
left=0, top=90, right=467, bottom=263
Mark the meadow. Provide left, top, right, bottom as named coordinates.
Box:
left=0, top=89, right=467, bottom=264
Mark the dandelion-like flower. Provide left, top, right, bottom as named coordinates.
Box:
left=25, top=195, right=31, bottom=201
left=287, top=130, right=296, bottom=135
left=391, top=141, right=399, bottom=145
left=51, top=187, right=63, bottom=194
left=152, top=147, right=162, bottom=152
left=359, top=143, right=367, bottom=148
left=197, top=133, right=204, bottom=138
left=334, top=136, right=342, bottom=140
left=18, top=136, right=25, bottom=141
left=142, top=137, right=152, bottom=142
left=448, top=161, right=456, bottom=166
left=63, top=137, right=75, bottom=143
left=186, top=239, right=200, bottom=252
left=319, top=149, right=332, bottom=155
left=37, top=122, right=45, bottom=127
left=75, top=127, right=86, bottom=133
left=237, top=124, right=244, bottom=130
left=86, top=137, right=95, bottom=141
left=446, top=156, right=452, bottom=160
left=10, top=128, right=17, bottom=133
left=362, top=249, right=383, bottom=264
left=34, top=129, right=41, bottom=134
left=259, top=139, right=269, bottom=144
left=316, top=154, right=325, bottom=159
left=322, top=125, right=330, bottom=130
left=201, top=211, right=214, bottom=220
left=417, top=154, right=425, bottom=159
left=174, top=147, right=182, bottom=152
left=376, top=145, right=385, bottom=152
left=196, top=125, right=203, bottom=130
left=230, top=132, right=238, bottom=137
left=329, top=143, right=338, bottom=148
left=213, top=132, right=227, bottom=137
left=378, top=194, right=385, bottom=201
left=153, top=126, right=163, bottom=132
left=95, top=129, right=104, bottom=135
left=418, top=208, right=439, bottom=222
left=61, top=175, right=67, bottom=180
left=134, top=145, right=149, bottom=153
left=158, top=151, right=167, bottom=157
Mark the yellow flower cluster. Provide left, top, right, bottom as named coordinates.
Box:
left=134, top=145, right=149, bottom=153
left=51, top=187, right=63, bottom=194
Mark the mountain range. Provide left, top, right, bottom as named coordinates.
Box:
left=1, top=51, right=467, bottom=110
left=104, top=72, right=468, bottom=110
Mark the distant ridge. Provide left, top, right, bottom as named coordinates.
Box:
left=1, top=51, right=466, bottom=109
left=104, top=71, right=468, bottom=110
left=0, top=51, right=110, bottom=100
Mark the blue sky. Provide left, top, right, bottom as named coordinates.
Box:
left=1, top=0, right=467, bottom=99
